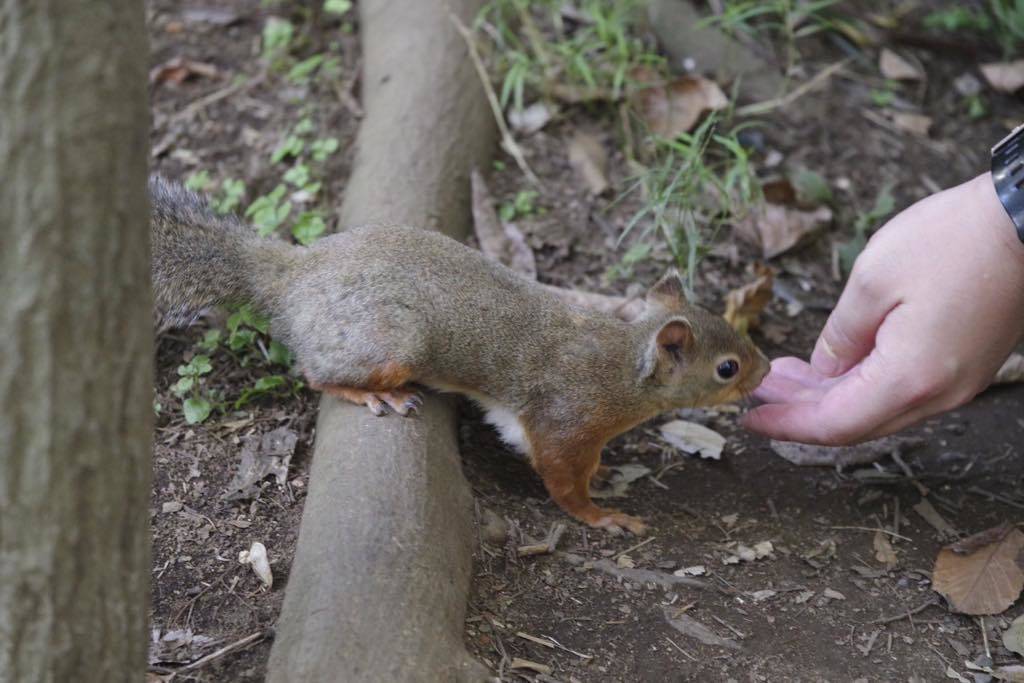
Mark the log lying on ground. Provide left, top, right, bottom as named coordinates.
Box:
left=646, top=0, right=784, bottom=102
left=266, top=1, right=496, bottom=681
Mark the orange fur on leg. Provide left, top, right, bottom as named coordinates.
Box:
left=307, top=361, right=421, bottom=417
left=529, top=432, right=646, bottom=535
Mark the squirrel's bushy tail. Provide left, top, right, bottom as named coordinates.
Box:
left=149, top=176, right=294, bottom=330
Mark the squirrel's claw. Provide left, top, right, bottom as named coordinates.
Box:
left=377, top=389, right=422, bottom=417
left=592, top=511, right=647, bottom=536
left=365, top=396, right=389, bottom=416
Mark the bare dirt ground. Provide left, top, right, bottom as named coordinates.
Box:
left=148, top=1, right=1024, bottom=681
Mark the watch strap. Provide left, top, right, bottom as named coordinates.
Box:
left=991, top=122, right=1024, bottom=244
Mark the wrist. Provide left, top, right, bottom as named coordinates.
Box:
left=974, top=172, right=1024, bottom=262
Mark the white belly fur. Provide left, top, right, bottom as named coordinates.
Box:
left=424, top=381, right=529, bottom=454
left=480, top=401, right=528, bottom=453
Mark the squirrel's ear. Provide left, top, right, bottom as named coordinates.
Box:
left=646, top=269, right=688, bottom=309
left=641, top=318, right=695, bottom=378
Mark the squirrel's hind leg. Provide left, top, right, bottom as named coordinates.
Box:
left=316, top=384, right=423, bottom=417
left=529, top=434, right=647, bottom=535
left=306, top=361, right=423, bottom=417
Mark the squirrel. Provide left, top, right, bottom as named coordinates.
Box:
left=151, top=175, right=770, bottom=534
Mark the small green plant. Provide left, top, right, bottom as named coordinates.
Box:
left=272, top=134, right=305, bottom=163
left=604, top=241, right=651, bottom=281
left=966, top=94, right=987, bottom=119
left=170, top=306, right=302, bottom=424
left=324, top=0, right=352, bottom=14
left=702, top=0, right=841, bottom=69
left=498, top=189, right=540, bottom=221
left=869, top=88, right=895, bottom=107
left=990, top=0, right=1024, bottom=55
left=235, top=375, right=295, bottom=409
left=925, top=2, right=1023, bottom=55
left=790, top=167, right=832, bottom=205
left=479, top=0, right=661, bottom=112
left=262, top=17, right=295, bottom=62
left=213, top=178, right=247, bottom=214
left=837, top=184, right=895, bottom=275
left=618, top=115, right=760, bottom=291
left=173, top=355, right=215, bottom=424
left=923, top=6, right=991, bottom=32
left=288, top=54, right=326, bottom=83
left=292, top=211, right=327, bottom=245
left=246, top=185, right=293, bottom=236
left=310, top=137, right=340, bottom=161
left=185, top=170, right=213, bottom=192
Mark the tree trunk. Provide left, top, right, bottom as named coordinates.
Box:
left=266, top=0, right=496, bottom=681
left=0, top=3, right=152, bottom=682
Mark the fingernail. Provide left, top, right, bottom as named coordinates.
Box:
left=811, top=337, right=840, bottom=376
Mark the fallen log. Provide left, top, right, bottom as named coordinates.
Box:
left=266, top=0, right=496, bottom=680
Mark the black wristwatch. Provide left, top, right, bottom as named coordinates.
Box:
left=991, top=123, right=1024, bottom=244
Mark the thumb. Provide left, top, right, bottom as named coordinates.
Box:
left=811, top=272, right=893, bottom=377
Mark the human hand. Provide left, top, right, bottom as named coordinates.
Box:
left=742, top=173, right=1024, bottom=445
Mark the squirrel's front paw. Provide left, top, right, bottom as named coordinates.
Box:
left=590, top=510, right=647, bottom=536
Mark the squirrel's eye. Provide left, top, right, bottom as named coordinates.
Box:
left=715, top=359, right=740, bottom=382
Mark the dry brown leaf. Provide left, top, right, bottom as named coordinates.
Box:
left=509, top=658, right=552, bottom=675
left=761, top=178, right=798, bottom=205
left=660, top=420, right=726, bottom=460
left=663, top=607, right=741, bottom=650
left=932, top=525, right=1024, bottom=615
left=735, top=203, right=832, bottom=259
left=723, top=264, right=773, bottom=333
left=889, top=111, right=932, bottom=137
left=873, top=530, right=898, bottom=569
left=994, top=352, right=1024, bottom=384
left=951, top=522, right=1015, bottom=553
left=470, top=169, right=537, bottom=279
left=879, top=48, right=923, bottom=81
left=150, top=57, right=219, bottom=85
left=567, top=131, right=610, bottom=196
left=223, top=427, right=297, bottom=501
left=981, top=60, right=1024, bottom=93
left=913, top=498, right=959, bottom=541
left=1004, top=615, right=1024, bottom=657
left=632, top=70, right=728, bottom=138
left=508, top=101, right=554, bottom=134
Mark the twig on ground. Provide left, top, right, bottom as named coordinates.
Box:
left=516, top=632, right=592, bottom=660
left=857, top=629, right=881, bottom=656
left=891, top=450, right=928, bottom=496
left=518, top=523, right=567, bottom=557
left=665, top=637, right=698, bottom=662
left=450, top=12, right=540, bottom=185
left=711, top=615, right=746, bottom=639
left=969, top=486, right=1024, bottom=510
left=735, top=60, right=848, bottom=117
left=559, top=551, right=725, bottom=593
left=612, top=535, right=656, bottom=561
left=830, top=526, right=913, bottom=542
left=153, top=629, right=272, bottom=678
left=171, top=75, right=262, bottom=125
left=868, top=598, right=940, bottom=625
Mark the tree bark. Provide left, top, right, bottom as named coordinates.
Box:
left=266, top=0, right=496, bottom=681
left=0, top=3, right=151, bottom=682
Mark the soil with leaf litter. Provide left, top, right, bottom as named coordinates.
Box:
left=148, top=1, right=1024, bottom=681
